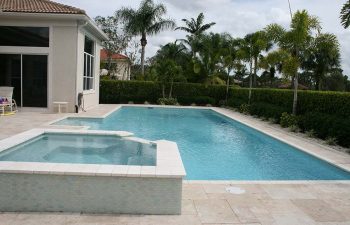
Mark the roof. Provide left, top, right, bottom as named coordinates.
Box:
left=278, top=82, right=309, bottom=90
left=0, top=0, right=86, bottom=15
left=100, top=49, right=129, bottom=61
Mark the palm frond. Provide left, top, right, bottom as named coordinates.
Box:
left=340, top=0, right=350, bottom=28
left=147, top=19, right=176, bottom=35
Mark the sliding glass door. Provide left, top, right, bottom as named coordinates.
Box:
left=0, top=54, right=47, bottom=107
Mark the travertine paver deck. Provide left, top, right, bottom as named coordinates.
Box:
left=1, top=182, right=350, bottom=224
left=0, top=104, right=350, bottom=224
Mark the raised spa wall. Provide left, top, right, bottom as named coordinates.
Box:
left=0, top=129, right=186, bottom=215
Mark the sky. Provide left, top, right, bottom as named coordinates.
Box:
left=57, top=0, right=350, bottom=75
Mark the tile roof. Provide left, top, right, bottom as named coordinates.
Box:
left=100, top=49, right=129, bottom=60
left=0, top=0, right=86, bottom=15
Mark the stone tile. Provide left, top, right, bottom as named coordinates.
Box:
left=261, top=184, right=317, bottom=199
left=0, top=213, right=19, bottom=224
left=65, top=214, right=141, bottom=225
left=182, top=199, right=197, bottom=215
left=226, top=195, right=265, bottom=208
left=13, top=213, right=68, bottom=225
left=202, top=184, right=230, bottom=194
left=250, top=206, right=275, bottom=225
left=323, top=198, right=350, bottom=220
left=138, top=215, right=201, bottom=225
left=260, top=199, right=303, bottom=215
left=194, top=199, right=240, bottom=224
left=182, top=184, right=208, bottom=200
left=292, top=199, right=346, bottom=222
left=271, top=213, right=317, bottom=225
left=230, top=206, right=260, bottom=224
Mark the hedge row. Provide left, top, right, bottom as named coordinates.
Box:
left=100, top=80, right=350, bottom=147
left=100, top=80, right=350, bottom=116
left=100, top=80, right=227, bottom=105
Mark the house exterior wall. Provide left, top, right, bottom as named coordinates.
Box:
left=76, top=29, right=102, bottom=110
left=51, top=24, right=78, bottom=112
left=102, top=59, right=131, bottom=80
left=0, top=15, right=104, bottom=113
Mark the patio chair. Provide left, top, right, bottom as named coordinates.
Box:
left=0, top=86, right=17, bottom=113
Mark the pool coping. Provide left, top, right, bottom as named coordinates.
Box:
left=41, top=104, right=350, bottom=180
left=0, top=128, right=186, bottom=179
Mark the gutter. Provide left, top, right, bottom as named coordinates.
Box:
left=0, top=12, right=109, bottom=41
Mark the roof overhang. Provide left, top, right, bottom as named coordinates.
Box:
left=0, top=12, right=109, bottom=41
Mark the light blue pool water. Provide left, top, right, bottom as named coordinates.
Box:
left=55, top=107, right=350, bottom=180
left=0, top=133, right=156, bottom=166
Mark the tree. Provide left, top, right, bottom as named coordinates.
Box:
left=304, top=33, right=341, bottom=90
left=117, top=0, right=175, bottom=76
left=236, top=37, right=254, bottom=103
left=244, top=31, right=271, bottom=87
left=322, top=69, right=348, bottom=91
left=340, top=0, right=350, bottom=28
left=219, top=35, right=242, bottom=102
left=259, top=50, right=285, bottom=86
left=176, top=13, right=216, bottom=57
left=192, top=33, right=227, bottom=84
left=155, top=59, right=182, bottom=98
left=95, top=16, right=131, bottom=76
left=265, top=10, right=321, bottom=114
left=176, top=13, right=216, bottom=36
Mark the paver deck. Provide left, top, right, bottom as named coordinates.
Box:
left=0, top=104, right=349, bottom=224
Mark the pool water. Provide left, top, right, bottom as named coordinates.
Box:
left=56, top=107, right=350, bottom=180
left=0, top=133, right=156, bottom=166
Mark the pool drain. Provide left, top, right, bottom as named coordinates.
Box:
left=225, top=186, right=246, bottom=194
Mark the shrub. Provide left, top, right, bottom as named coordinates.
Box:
left=289, top=125, right=300, bottom=133
left=239, top=103, right=250, bottom=114
left=249, top=102, right=287, bottom=122
left=177, top=96, right=216, bottom=106
left=325, top=137, right=337, bottom=146
left=157, top=98, right=178, bottom=105
left=280, top=112, right=299, bottom=128
left=299, top=112, right=350, bottom=147
left=305, top=129, right=316, bottom=138
left=227, top=98, right=246, bottom=109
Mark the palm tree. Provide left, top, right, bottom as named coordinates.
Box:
left=265, top=10, right=321, bottom=114
left=340, top=0, right=350, bottom=28
left=192, top=33, right=226, bottom=84
left=117, top=0, right=175, bottom=76
left=304, top=33, right=341, bottom=90
left=244, top=31, right=271, bottom=87
left=176, top=13, right=216, bottom=36
left=176, top=13, right=216, bottom=57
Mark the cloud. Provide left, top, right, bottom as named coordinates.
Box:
left=56, top=0, right=350, bottom=75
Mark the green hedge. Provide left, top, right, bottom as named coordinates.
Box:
left=100, top=80, right=227, bottom=105
left=100, top=80, right=350, bottom=147
left=299, top=112, right=350, bottom=147
left=249, top=102, right=289, bottom=122
left=229, top=88, right=350, bottom=117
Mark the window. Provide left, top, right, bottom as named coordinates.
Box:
left=0, top=26, right=49, bottom=47
left=83, top=36, right=95, bottom=90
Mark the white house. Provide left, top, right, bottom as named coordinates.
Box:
left=100, top=49, right=131, bottom=80
left=0, top=0, right=108, bottom=112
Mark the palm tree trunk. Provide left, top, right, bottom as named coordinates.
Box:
left=225, top=69, right=230, bottom=103
left=162, top=84, right=165, bottom=98
left=140, top=33, right=147, bottom=76
left=292, top=72, right=298, bottom=115
left=253, top=56, right=258, bottom=87
left=169, top=79, right=173, bottom=98
left=248, top=57, right=253, bottom=104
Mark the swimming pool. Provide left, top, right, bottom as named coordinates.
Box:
left=56, top=106, right=350, bottom=180
left=0, top=133, right=156, bottom=166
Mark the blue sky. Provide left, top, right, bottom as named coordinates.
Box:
left=57, top=0, right=350, bottom=75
